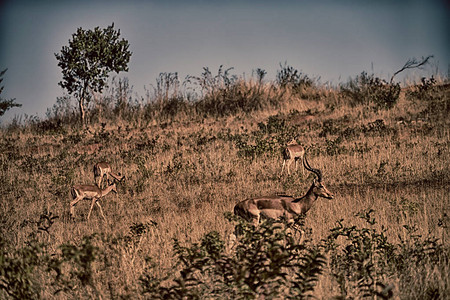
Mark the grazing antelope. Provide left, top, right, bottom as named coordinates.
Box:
left=94, top=162, right=124, bottom=188
left=281, top=139, right=306, bottom=175
left=70, top=180, right=117, bottom=220
left=234, top=155, right=333, bottom=228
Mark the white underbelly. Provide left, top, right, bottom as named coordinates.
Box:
left=260, top=209, right=293, bottom=220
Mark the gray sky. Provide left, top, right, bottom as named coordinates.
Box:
left=0, top=0, right=448, bottom=123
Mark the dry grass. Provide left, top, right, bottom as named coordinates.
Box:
left=0, top=79, right=449, bottom=299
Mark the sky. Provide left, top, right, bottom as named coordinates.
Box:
left=0, top=0, right=448, bottom=123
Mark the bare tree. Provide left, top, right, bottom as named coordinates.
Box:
left=390, top=55, right=434, bottom=83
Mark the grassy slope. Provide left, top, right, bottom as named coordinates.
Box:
left=0, top=85, right=449, bottom=299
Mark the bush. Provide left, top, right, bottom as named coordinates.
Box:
left=191, top=66, right=285, bottom=117
left=406, top=77, right=450, bottom=122
left=230, top=113, right=300, bottom=160
left=0, top=237, right=48, bottom=299
left=340, top=72, right=400, bottom=109
left=323, top=209, right=447, bottom=299
left=276, top=63, right=313, bottom=94
left=140, top=215, right=326, bottom=299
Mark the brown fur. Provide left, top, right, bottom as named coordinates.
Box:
left=94, top=162, right=124, bottom=188
left=281, top=143, right=305, bottom=175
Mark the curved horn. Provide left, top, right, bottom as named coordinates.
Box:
left=303, top=154, right=322, bottom=182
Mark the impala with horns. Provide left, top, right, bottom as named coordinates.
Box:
left=281, top=139, right=306, bottom=175
left=234, top=155, right=333, bottom=227
left=94, top=161, right=124, bottom=188
left=70, top=180, right=117, bottom=221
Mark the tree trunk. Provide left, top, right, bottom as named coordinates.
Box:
left=79, top=84, right=88, bottom=127
left=79, top=97, right=86, bottom=127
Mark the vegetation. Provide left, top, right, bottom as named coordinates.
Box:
left=0, top=63, right=449, bottom=299
left=339, top=71, right=401, bottom=109
left=0, top=69, right=21, bottom=117
left=55, top=23, right=132, bottom=126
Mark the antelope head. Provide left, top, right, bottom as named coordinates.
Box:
left=303, top=155, right=334, bottom=199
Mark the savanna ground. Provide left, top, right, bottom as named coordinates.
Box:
left=1, top=67, right=449, bottom=299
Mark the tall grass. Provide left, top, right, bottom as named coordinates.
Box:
left=0, top=67, right=449, bottom=299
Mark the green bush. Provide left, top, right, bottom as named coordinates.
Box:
left=230, top=113, right=301, bottom=160
left=323, top=209, right=446, bottom=299
left=140, top=215, right=325, bottom=299
left=340, top=72, right=400, bottom=109
left=0, top=237, right=48, bottom=299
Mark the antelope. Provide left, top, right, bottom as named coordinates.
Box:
left=94, top=162, right=124, bottom=188
left=281, top=139, right=306, bottom=175
left=234, top=155, right=333, bottom=228
left=70, top=180, right=117, bottom=220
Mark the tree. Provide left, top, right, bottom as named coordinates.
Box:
left=390, top=55, right=433, bottom=83
left=0, top=69, right=21, bottom=117
left=55, top=23, right=132, bottom=126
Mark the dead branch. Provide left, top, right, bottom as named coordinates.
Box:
left=390, top=55, right=434, bottom=83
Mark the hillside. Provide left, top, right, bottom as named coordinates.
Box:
left=0, top=72, right=449, bottom=299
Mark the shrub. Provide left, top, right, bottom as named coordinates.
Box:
left=324, top=210, right=396, bottom=299
left=0, top=237, right=48, bottom=299
left=276, top=63, right=313, bottom=94
left=323, top=209, right=447, bottom=299
left=0, top=211, right=60, bottom=299
left=191, top=66, right=285, bottom=116
left=340, top=72, right=400, bottom=109
left=407, top=77, right=450, bottom=122
left=232, top=114, right=300, bottom=160
left=140, top=215, right=326, bottom=299
left=45, top=95, right=77, bottom=125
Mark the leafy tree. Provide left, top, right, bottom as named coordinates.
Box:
left=55, top=23, right=131, bottom=126
left=0, top=69, right=21, bottom=117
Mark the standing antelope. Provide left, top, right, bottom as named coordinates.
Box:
left=94, top=162, right=124, bottom=188
left=281, top=140, right=305, bottom=175
left=234, top=155, right=333, bottom=228
left=70, top=181, right=117, bottom=220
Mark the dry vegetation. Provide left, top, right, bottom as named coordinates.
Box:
left=0, top=66, right=449, bottom=299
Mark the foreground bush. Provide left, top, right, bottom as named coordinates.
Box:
left=140, top=214, right=325, bottom=299
left=138, top=211, right=448, bottom=299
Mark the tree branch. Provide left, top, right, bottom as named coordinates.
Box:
left=390, top=55, right=433, bottom=83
